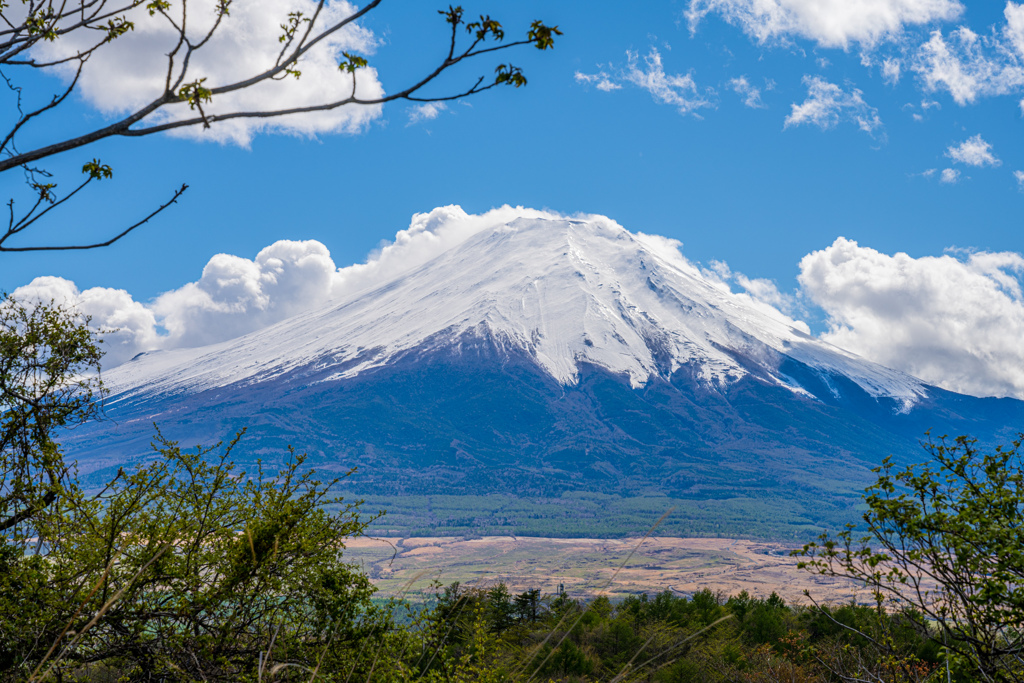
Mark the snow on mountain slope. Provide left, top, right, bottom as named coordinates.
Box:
left=106, top=217, right=927, bottom=406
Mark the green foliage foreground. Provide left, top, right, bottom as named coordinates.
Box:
left=1, top=434, right=384, bottom=681
left=1, top=296, right=1023, bottom=681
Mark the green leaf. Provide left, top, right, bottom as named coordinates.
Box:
left=338, top=51, right=368, bottom=73
left=528, top=20, right=562, bottom=50
left=81, top=159, right=113, bottom=180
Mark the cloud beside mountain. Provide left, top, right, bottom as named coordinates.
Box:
left=800, top=237, right=1024, bottom=399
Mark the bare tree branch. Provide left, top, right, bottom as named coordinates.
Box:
left=0, top=183, right=188, bottom=252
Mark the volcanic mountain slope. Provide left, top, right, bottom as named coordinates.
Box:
left=66, top=217, right=1024, bottom=537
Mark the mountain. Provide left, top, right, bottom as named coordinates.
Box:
left=66, top=217, right=1024, bottom=539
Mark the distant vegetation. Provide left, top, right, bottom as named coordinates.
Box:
left=354, top=491, right=852, bottom=541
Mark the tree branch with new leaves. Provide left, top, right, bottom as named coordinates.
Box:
left=797, top=434, right=1024, bottom=683
left=0, top=0, right=561, bottom=252
left=0, top=295, right=103, bottom=541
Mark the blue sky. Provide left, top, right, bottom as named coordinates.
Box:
left=3, top=0, right=1024, bottom=397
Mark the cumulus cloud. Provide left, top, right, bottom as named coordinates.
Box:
left=1015, top=169, right=1024, bottom=189
left=407, top=102, right=448, bottom=126
left=685, top=0, right=963, bottom=49
left=946, top=134, right=1001, bottom=167
left=150, top=240, right=347, bottom=348
left=13, top=240, right=343, bottom=364
left=784, top=76, right=884, bottom=135
left=728, top=76, right=766, bottom=107
left=12, top=277, right=161, bottom=368
left=799, top=237, right=1024, bottom=398
left=940, top=167, right=961, bottom=183
left=32, top=0, right=383, bottom=146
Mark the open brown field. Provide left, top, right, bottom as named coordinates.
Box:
left=343, top=535, right=872, bottom=605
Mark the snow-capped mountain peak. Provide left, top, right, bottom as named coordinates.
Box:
left=107, top=217, right=926, bottom=406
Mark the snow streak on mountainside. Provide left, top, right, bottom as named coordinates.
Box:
left=107, top=216, right=927, bottom=406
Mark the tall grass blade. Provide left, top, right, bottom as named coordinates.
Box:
left=25, top=548, right=123, bottom=682
left=610, top=614, right=734, bottom=682
left=30, top=542, right=172, bottom=682
left=359, top=570, right=432, bottom=683
left=518, top=506, right=675, bottom=682
left=417, top=578, right=487, bottom=677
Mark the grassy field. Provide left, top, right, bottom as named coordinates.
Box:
left=341, top=535, right=870, bottom=606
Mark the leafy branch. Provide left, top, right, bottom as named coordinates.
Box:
left=0, top=1, right=561, bottom=251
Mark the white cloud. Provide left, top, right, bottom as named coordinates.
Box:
left=701, top=259, right=805, bottom=322
left=33, top=0, right=383, bottom=146
left=1005, top=1, right=1024, bottom=57
left=623, top=49, right=713, bottom=116
left=909, top=98, right=941, bottom=120
left=911, top=26, right=1024, bottom=105
left=11, top=276, right=161, bottom=368
left=679, top=0, right=1024, bottom=110
left=940, top=167, right=961, bottom=183
left=946, top=134, right=1001, bottom=167
left=575, top=50, right=712, bottom=116
left=685, top=0, right=963, bottom=49
left=784, top=76, right=884, bottom=135
left=728, top=75, right=766, bottom=107
left=407, top=102, right=448, bottom=126
left=1015, top=169, right=1024, bottom=189
left=14, top=240, right=344, bottom=364
left=799, top=237, right=1024, bottom=398
left=574, top=70, right=622, bottom=92
left=882, top=58, right=903, bottom=84
left=150, top=240, right=347, bottom=349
